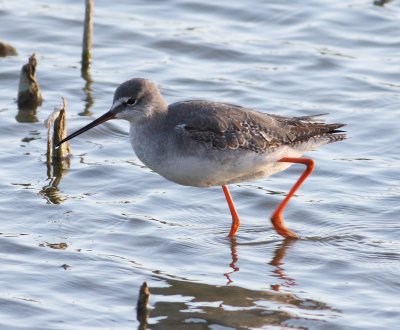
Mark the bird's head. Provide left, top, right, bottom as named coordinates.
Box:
left=56, top=78, right=167, bottom=148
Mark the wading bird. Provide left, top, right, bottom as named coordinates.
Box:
left=57, top=78, right=346, bottom=238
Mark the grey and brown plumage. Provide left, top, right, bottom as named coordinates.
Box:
left=170, top=101, right=345, bottom=153
left=57, top=78, right=346, bottom=239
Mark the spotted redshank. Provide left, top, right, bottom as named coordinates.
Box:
left=56, top=78, right=346, bottom=239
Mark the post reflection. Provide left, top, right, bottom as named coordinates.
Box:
left=40, top=157, right=69, bottom=205
left=16, top=104, right=39, bottom=123
left=79, top=67, right=94, bottom=116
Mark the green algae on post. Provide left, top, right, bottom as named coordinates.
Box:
left=17, top=53, right=43, bottom=109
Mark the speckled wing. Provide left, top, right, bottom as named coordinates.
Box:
left=168, top=100, right=346, bottom=153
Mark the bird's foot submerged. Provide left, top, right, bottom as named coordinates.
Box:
left=270, top=213, right=299, bottom=239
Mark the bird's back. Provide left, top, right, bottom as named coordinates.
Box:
left=167, top=100, right=346, bottom=153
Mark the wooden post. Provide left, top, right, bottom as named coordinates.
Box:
left=0, top=40, right=17, bottom=57
left=42, top=98, right=71, bottom=204
left=17, top=53, right=42, bottom=110
left=136, top=282, right=150, bottom=329
left=82, top=0, right=94, bottom=73
left=46, top=98, right=71, bottom=173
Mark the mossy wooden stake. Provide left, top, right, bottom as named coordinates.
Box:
left=0, top=40, right=17, bottom=57
left=53, top=98, right=71, bottom=160
left=43, top=98, right=71, bottom=204
left=82, top=0, right=94, bottom=72
left=136, top=282, right=150, bottom=329
left=46, top=98, right=71, bottom=171
left=17, top=53, right=42, bottom=109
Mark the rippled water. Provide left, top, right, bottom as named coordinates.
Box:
left=1, top=1, right=399, bottom=329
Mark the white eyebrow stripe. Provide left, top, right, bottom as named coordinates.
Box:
left=110, top=97, right=130, bottom=111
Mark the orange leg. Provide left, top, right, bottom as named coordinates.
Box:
left=271, top=157, right=315, bottom=239
left=222, top=185, right=240, bottom=237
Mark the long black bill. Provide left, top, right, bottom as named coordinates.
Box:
left=55, top=110, right=116, bottom=149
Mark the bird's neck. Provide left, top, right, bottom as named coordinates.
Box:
left=129, top=111, right=169, bottom=166
left=143, top=91, right=168, bottom=118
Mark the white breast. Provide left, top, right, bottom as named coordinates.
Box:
left=131, top=123, right=328, bottom=187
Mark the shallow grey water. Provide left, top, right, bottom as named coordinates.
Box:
left=1, top=0, right=399, bottom=329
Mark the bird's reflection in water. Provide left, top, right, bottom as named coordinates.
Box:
left=223, top=237, right=239, bottom=284
left=148, top=269, right=333, bottom=329
left=223, top=236, right=297, bottom=290
left=142, top=238, right=335, bottom=328
left=269, top=239, right=297, bottom=291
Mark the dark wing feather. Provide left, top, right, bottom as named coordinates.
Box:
left=269, top=113, right=346, bottom=143
left=168, top=100, right=346, bottom=153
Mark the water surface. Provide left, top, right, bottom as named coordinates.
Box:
left=0, top=1, right=399, bottom=329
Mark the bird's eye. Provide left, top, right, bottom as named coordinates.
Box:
left=126, top=98, right=137, bottom=105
